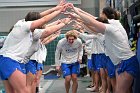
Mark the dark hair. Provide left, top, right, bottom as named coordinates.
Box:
left=96, top=17, right=109, bottom=24
left=114, top=10, right=120, bottom=20
left=102, top=7, right=115, bottom=19
left=9, top=26, right=14, bottom=32
left=25, top=12, right=41, bottom=21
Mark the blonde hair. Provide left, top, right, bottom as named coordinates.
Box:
left=65, top=30, right=78, bottom=39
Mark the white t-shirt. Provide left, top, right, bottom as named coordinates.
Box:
left=79, top=33, right=105, bottom=54
left=0, top=19, right=33, bottom=63
left=84, top=40, right=92, bottom=59
left=108, top=19, right=129, bottom=43
left=30, top=44, right=47, bottom=64
left=55, top=38, right=83, bottom=66
left=104, top=24, right=135, bottom=65
left=21, top=29, right=45, bottom=63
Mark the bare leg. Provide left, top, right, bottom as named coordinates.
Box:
left=3, top=80, right=16, bottom=93
left=115, top=71, right=133, bottom=93
left=92, top=71, right=99, bottom=92
left=106, top=76, right=111, bottom=93
left=8, top=70, right=30, bottom=93
left=110, top=77, right=116, bottom=93
left=32, top=80, right=37, bottom=93
left=72, top=74, right=78, bottom=93
left=36, top=70, right=43, bottom=93
left=91, top=70, right=95, bottom=86
left=100, top=68, right=107, bottom=93
left=86, top=64, right=90, bottom=76
left=26, top=72, right=36, bottom=93
left=65, top=75, right=71, bottom=93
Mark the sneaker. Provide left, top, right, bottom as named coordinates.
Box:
left=84, top=74, right=90, bottom=77
left=86, top=84, right=94, bottom=90
left=86, top=86, right=99, bottom=92
left=86, top=84, right=94, bottom=88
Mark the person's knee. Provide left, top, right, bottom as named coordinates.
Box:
left=65, top=76, right=71, bottom=82
left=100, top=70, right=106, bottom=79
left=72, top=76, right=77, bottom=82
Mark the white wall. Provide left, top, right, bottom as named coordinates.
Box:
left=0, top=0, right=99, bottom=33
left=0, top=7, right=52, bottom=32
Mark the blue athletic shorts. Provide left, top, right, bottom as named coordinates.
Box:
left=87, top=59, right=95, bottom=70
left=97, top=53, right=107, bottom=69
left=0, top=55, right=26, bottom=80
left=25, top=60, right=37, bottom=74
left=37, top=63, right=43, bottom=71
left=116, top=56, right=139, bottom=78
left=91, top=54, right=96, bottom=70
left=61, top=62, right=80, bottom=78
left=92, top=54, right=106, bottom=72
left=106, top=56, right=116, bottom=78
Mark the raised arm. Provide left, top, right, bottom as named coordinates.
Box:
left=69, top=4, right=106, bottom=33
left=45, top=19, right=61, bottom=27
left=73, top=30, right=97, bottom=41
left=30, top=6, right=66, bottom=31
left=40, top=18, right=71, bottom=39
left=41, top=30, right=61, bottom=45
left=40, top=0, right=66, bottom=17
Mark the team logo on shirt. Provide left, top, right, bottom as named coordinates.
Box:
left=65, top=48, right=77, bottom=53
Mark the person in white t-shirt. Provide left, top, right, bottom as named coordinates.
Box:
left=36, top=32, right=61, bottom=93
left=55, top=30, right=83, bottom=93
left=74, top=30, right=107, bottom=93
left=20, top=17, right=70, bottom=93
left=68, top=4, right=139, bottom=93
left=73, top=18, right=108, bottom=93
left=100, top=7, right=132, bottom=93
left=23, top=31, right=61, bottom=93
left=0, top=3, right=69, bottom=93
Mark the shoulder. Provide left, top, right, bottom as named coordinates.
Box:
left=15, top=19, right=33, bottom=28
left=104, top=24, right=118, bottom=33
left=59, top=38, right=66, bottom=43
left=77, top=38, right=82, bottom=42
left=57, top=38, right=66, bottom=46
left=75, top=38, right=82, bottom=45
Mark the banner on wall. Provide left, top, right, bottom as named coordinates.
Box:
left=0, top=0, right=81, bottom=7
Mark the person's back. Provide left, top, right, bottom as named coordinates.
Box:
left=0, top=19, right=33, bottom=62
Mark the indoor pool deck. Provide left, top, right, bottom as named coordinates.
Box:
left=0, top=77, right=99, bottom=93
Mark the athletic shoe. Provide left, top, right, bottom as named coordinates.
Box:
left=86, top=84, right=94, bottom=88
left=86, top=84, right=94, bottom=90
left=86, top=86, right=99, bottom=92
left=84, top=74, right=90, bottom=77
